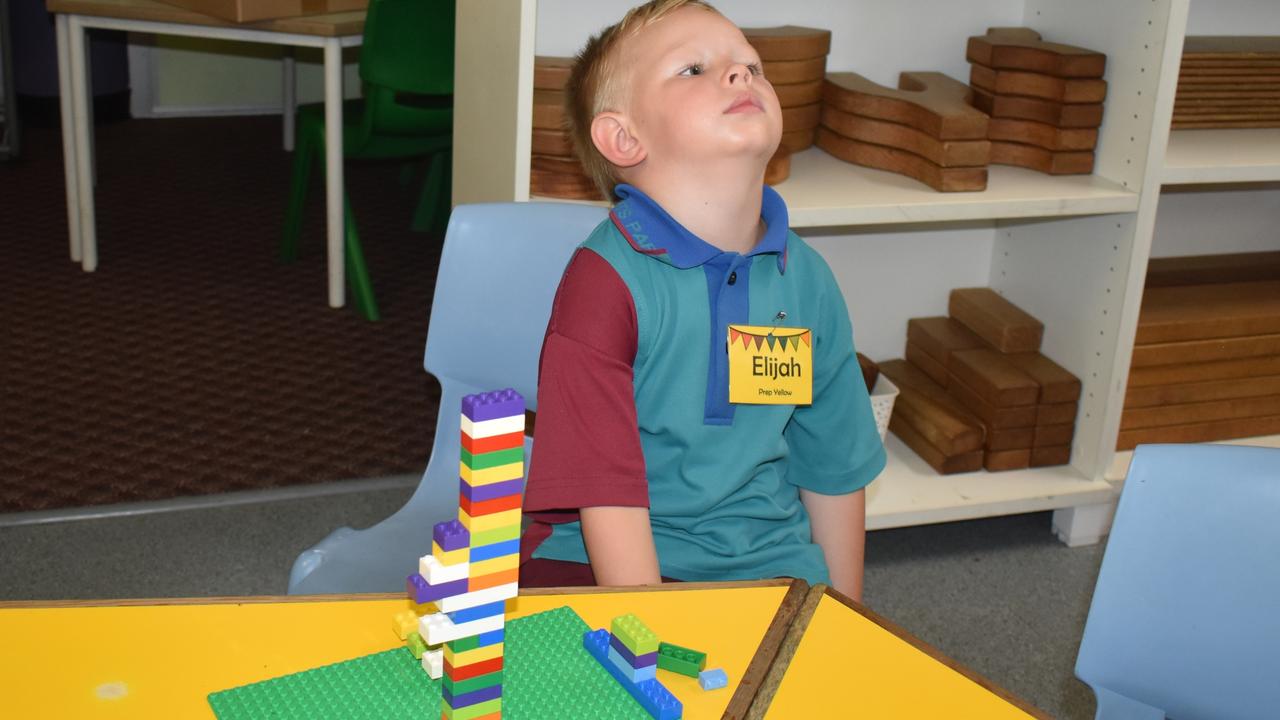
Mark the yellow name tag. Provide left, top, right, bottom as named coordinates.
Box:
left=728, top=324, right=813, bottom=405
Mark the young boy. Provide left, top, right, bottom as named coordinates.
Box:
left=519, top=0, right=885, bottom=601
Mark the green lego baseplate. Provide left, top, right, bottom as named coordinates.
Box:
left=208, top=606, right=652, bottom=720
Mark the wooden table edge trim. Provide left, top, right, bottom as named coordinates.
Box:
left=723, top=578, right=810, bottom=719
left=821, top=585, right=1054, bottom=720
left=743, top=582, right=825, bottom=719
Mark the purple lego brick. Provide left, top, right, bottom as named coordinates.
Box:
left=584, top=629, right=683, bottom=720
left=610, top=645, right=658, bottom=683
left=406, top=573, right=468, bottom=604
left=460, top=478, right=524, bottom=503
left=433, top=519, right=470, bottom=551
left=610, top=633, right=658, bottom=668
left=461, top=389, right=525, bottom=423
left=442, top=681, right=503, bottom=708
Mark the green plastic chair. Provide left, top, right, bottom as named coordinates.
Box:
left=282, top=0, right=455, bottom=321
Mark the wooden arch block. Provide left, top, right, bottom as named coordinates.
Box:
left=533, top=89, right=566, bottom=131
left=762, top=56, right=827, bottom=85
left=822, top=71, right=989, bottom=140
left=989, top=140, right=1095, bottom=175
left=815, top=127, right=987, bottom=192
left=969, top=64, right=1108, bottom=104
left=820, top=106, right=990, bottom=167
left=966, top=28, right=1106, bottom=79
left=742, top=26, right=832, bottom=61
left=987, top=118, right=1097, bottom=152
left=534, top=56, right=574, bottom=90
left=970, top=87, right=1104, bottom=128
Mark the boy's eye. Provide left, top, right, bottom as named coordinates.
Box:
left=679, top=64, right=703, bottom=76
left=747, top=63, right=763, bottom=77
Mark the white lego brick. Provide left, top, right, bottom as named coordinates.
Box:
left=420, top=554, right=470, bottom=584
left=435, top=583, right=519, bottom=613
left=422, top=648, right=443, bottom=680
left=461, top=414, right=525, bottom=439
left=420, top=611, right=506, bottom=646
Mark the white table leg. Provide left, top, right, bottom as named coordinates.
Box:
left=323, top=38, right=344, bottom=308
left=54, top=14, right=81, bottom=263
left=282, top=47, right=296, bottom=152
left=68, top=15, right=98, bottom=272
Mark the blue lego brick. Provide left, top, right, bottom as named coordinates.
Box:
left=441, top=681, right=504, bottom=708
left=609, top=646, right=657, bottom=683
left=406, top=573, right=468, bottom=604
left=433, top=519, right=470, bottom=552
left=461, top=478, right=524, bottom=503
left=610, top=634, right=658, bottom=668
left=584, top=629, right=682, bottom=720
left=446, top=600, right=507, bottom=625
left=698, top=668, right=728, bottom=691
left=470, top=538, right=522, bottom=562
left=462, top=389, right=525, bottom=423
left=476, top=628, right=505, bottom=647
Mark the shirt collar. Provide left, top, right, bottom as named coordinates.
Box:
left=608, top=183, right=790, bottom=273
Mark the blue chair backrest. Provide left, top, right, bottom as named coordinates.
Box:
left=1075, top=443, right=1280, bottom=720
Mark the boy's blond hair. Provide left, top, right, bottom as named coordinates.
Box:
left=565, top=0, right=721, bottom=201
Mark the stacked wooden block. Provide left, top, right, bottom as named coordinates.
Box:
left=817, top=71, right=991, bottom=192
left=1120, top=252, right=1280, bottom=449
left=744, top=26, right=832, bottom=184
left=1174, top=37, right=1280, bottom=130
left=966, top=28, right=1107, bottom=175
left=531, top=56, right=605, bottom=200
left=881, top=288, right=1081, bottom=474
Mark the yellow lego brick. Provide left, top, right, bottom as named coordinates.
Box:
left=459, top=460, right=524, bottom=486
left=433, top=541, right=469, bottom=566
left=444, top=641, right=504, bottom=666
left=459, top=507, right=522, bottom=534
left=470, top=552, right=519, bottom=576
left=392, top=609, right=418, bottom=640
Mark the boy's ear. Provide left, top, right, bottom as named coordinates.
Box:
left=590, top=112, right=646, bottom=168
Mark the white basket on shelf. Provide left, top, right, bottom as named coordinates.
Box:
left=869, top=375, right=899, bottom=442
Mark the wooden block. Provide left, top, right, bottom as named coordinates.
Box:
left=966, top=28, right=1106, bottom=79
left=762, top=56, right=827, bottom=84
left=949, top=288, right=1044, bottom=353
left=1180, top=65, right=1280, bottom=76
left=948, top=348, right=1040, bottom=407
left=1175, top=96, right=1280, bottom=108
left=1033, top=423, right=1074, bottom=447
left=969, top=63, right=1107, bottom=104
left=1120, top=393, right=1280, bottom=431
left=985, top=448, right=1031, bottom=472
left=1135, top=281, right=1280, bottom=344
left=948, top=374, right=1038, bottom=429
left=905, top=341, right=950, bottom=388
left=765, top=148, right=791, bottom=185
left=530, top=155, right=603, bottom=200
left=1172, top=110, right=1280, bottom=122
left=1174, top=90, right=1280, bottom=100
left=1117, top=414, right=1280, bottom=451
left=879, top=359, right=986, bottom=454
left=1174, top=105, right=1280, bottom=116
left=822, top=72, right=989, bottom=140
left=889, top=414, right=985, bottom=475
left=907, top=317, right=987, bottom=366
left=1030, top=445, right=1072, bottom=467
left=1177, top=77, right=1280, bottom=89
left=742, top=25, right=832, bottom=61
left=775, top=79, right=824, bottom=107
left=1037, top=402, right=1078, bottom=427
left=815, top=128, right=988, bottom=192
left=1130, top=333, right=1280, bottom=368
left=1181, top=36, right=1280, bottom=61
left=987, top=118, right=1098, bottom=151
left=819, top=106, right=990, bottom=167
left=1145, top=251, right=1280, bottom=288
left=857, top=353, right=880, bottom=393
left=1127, top=354, right=1280, bottom=387
left=779, top=127, right=816, bottom=153
left=989, top=140, right=1094, bottom=175
left=1003, top=353, right=1081, bottom=404
left=969, top=87, right=1104, bottom=128
left=1125, top=374, right=1280, bottom=409
left=533, top=89, right=565, bottom=130
left=782, top=102, right=822, bottom=131
left=987, top=426, right=1035, bottom=451
left=532, top=128, right=573, bottom=157
left=534, top=56, right=574, bottom=90
left=1171, top=120, right=1280, bottom=130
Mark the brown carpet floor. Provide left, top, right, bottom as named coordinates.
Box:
left=0, top=115, right=442, bottom=513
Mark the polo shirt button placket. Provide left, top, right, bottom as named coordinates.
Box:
left=727, top=271, right=737, bottom=285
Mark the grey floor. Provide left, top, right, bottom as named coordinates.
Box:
left=0, top=481, right=1102, bottom=719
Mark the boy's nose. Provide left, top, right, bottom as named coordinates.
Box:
left=726, top=63, right=754, bottom=86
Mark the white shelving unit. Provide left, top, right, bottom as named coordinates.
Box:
left=453, top=0, right=1202, bottom=545
left=1163, top=129, right=1280, bottom=185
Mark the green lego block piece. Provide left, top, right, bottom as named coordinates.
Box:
left=448, top=635, right=483, bottom=653
left=405, top=632, right=428, bottom=660
left=460, top=446, right=524, bottom=470
left=611, top=614, right=660, bottom=656
left=444, top=697, right=501, bottom=720
left=657, top=642, right=706, bottom=678
left=442, top=669, right=504, bottom=696
left=209, top=606, right=656, bottom=720
left=470, top=523, right=522, bottom=546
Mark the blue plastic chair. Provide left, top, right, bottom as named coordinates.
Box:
left=288, top=202, right=609, bottom=594
left=1075, top=443, right=1280, bottom=720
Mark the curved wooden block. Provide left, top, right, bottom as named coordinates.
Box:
left=815, top=127, right=987, bottom=192
left=781, top=102, right=821, bottom=131
left=532, top=89, right=565, bottom=130
left=765, top=148, right=791, bottom=185
left=966, top=27, right=1106, bottom=79
left=762, top=56, right=826, bottom=84
left=969, top=63, right=1107, bottom=104
left=779, top=127, right=816, bottom=153
left=530, top=155, right=603, bottom=200
left=1181, top=36, right=1280, bottom=61
left=987, top=118, right=1097, bottom=151
left=989, top=140, right=1094, bottom=175
left=774, top=79, right=824, bottom=107
left=823, top=71, right=989, bottom=140
left=742, top=25, right=831, bottom=61
left=532, top=128, right=574, bottom=157
left=534, top=56, right=574, bottom=90
left=969, top=87, right=1103, bottom=128
left=820, top=106, right=990, bottom=167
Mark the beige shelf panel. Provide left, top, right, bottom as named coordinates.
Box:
left=1162, top=129, right=1280, bottom=185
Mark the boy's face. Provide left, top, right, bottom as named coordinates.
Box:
left=616, top=8, right=782, bottom=172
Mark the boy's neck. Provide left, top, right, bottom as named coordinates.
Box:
left=630, top=162, right=768, bottom=255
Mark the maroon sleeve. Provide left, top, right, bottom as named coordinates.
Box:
left=522, top=248, right=648, bottom=558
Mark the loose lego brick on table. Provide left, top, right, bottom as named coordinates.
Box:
left=888, top=413, right=984, bottom=475
left=1033, top=423, right=1075, bottom=448
left=984, top=447, right=1032, bottom=472
left=968, top=63, right=1108, bottom=104
left=1003, top=353, right=1081, bottom=404
left=947, top=348, right=1041, bottom=408
left=742, top=25, right=831, bottom=61
left=434, top=519, right=471, bottom=552
left=986, top=426, right=1035, bottom=452
left=1124, top=374, right=1280, bottom=409
left=698, top=669, right=729, bottom=691
left=947, top=373, right=1038, bottom=429
left=583, top=629, right=684, bottom=720
left=949, top=288, right=1044, bottom=354
left=878, top=359, right=985, bottom=455
left=657, top=642, right=707, bottom=678
left=534, top=56, right=574, bottom=90
left=1133, top=281, right=1280, bottom=345
left=1130, top=333, right=1280, bottom=368
left=966, top=27, right=1107, bottom=78
left=987, top=117, right=1099, bottom=152
left=762, top=55, right=827, bottom=84
left=989, top=140, right=1095, bottom=175
left=820, top=105, right=991, bottom=167
left=1037, top=402, right=1078, bottom=427
left=905, top=342, right=951, bottom=388
left=969, top=87, right=1104, bottom=128
left=822, top=72, right=990, bottom=139
left=815, top=127, right=988, bottom=192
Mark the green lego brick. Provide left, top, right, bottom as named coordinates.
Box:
left=448, top=634, right=483, bottom=652
left=406, top=632, right=428, bottom=660
left=444, top=697, right=501, bottom=720
left=209, top=606, right=654, bottom=720
left=460, top=446, right=525, bottom=470
left=470, top=523, right=522, bottom=546
left=443, top=669, right=503, bottom=696
left=657, top=642, right=706, bottom=678
left=611, top=614, right=660, bottom=656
